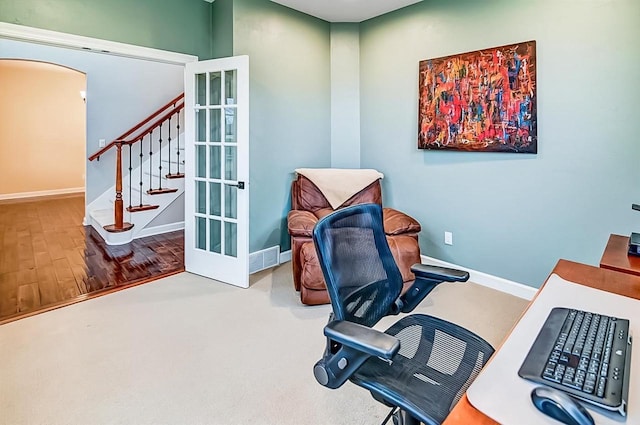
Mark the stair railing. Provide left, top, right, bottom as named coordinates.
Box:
left=88, top=93, right=185, bottom=233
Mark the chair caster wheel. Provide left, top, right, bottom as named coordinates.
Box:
left=313, top=361, right=329, bottom=386
left=392, top=410, right=419, bottom=425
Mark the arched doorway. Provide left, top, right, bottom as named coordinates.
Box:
left=0, top=59, right=86, bottom=200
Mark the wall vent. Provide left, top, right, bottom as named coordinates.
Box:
left=249, top=245, right=280, bottom=274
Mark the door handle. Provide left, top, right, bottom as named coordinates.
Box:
left=229, top=181, right=245, bottom=190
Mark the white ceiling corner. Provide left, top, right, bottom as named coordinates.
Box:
left=269, top=0, right=422, bottom=22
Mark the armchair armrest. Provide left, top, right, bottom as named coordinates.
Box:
left=287, top=210, right=318, bottom=237
left=382, top=207, right=421, bottom=235
left=398, top=264, right=470, bottom=313
left=314, top=320, right=400, bottom=389
left=324, top=320, right=400, bottom=359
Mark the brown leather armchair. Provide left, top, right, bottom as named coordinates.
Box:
left=287, top=174, right=422, bottom=305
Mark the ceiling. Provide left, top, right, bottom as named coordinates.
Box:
left=269, top=0, right=423, bottom=23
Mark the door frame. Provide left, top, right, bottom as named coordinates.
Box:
left=0, top=23, right=198, bottom=223
left=0, top=23, right=197, bottom=65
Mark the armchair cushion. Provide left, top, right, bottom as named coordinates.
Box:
left=300, top=242, right=326, bottom=290
left=383, top=208, right=421, bottom=235
left=287, top=210, right=318, bottom=237
left=293, top=174, right=382, bottom=212
left=314, top=208, right=335, bottom=220
left=288, top=207, right=421, bottom=239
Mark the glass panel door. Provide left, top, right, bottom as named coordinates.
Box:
left=184, top=56, right=249, bottom=287
left=193, top=70, right=239, bottom=258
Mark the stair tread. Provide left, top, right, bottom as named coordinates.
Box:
left=147, top=188, right=179, bottom=195
left=127, top=204, right=160, bottom=212
left=165, top=173, right=185, bottom=179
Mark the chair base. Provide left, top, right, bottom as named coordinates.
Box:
left=392, top=409, right=420, bottom=425
left=379, top=407, right=421, bottom=425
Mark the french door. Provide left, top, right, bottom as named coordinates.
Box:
left=184, top=56, right=249, bottom=287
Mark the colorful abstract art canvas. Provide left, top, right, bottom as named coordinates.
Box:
left=418, top=40, right=537, bottom=153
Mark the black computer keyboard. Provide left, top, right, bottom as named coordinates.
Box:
left=519, top=307, right=632, bottom=416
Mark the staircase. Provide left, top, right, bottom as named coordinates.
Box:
left=87, top=94, right=185, bottom=245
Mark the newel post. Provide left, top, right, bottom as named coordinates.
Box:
left=104, top=141, right=134, bottom=233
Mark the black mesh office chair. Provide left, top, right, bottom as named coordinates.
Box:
left=312, top=203, right=495, bottom=425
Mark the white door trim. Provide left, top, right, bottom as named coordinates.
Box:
left=0, top=23, right=196, bottom=225
left=0, top=22, right=198, bottom=65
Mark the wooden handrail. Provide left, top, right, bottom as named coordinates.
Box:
left=88, top=93, right=184, bottom=161
left=120, top=102, right=185, bottom=145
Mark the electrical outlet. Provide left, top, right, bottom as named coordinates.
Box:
left=444, top=231, right=453, bottom=245
left=99, top=138, right=106, bottom=147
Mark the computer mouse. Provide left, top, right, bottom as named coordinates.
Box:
left=531, top=387, right=595, bottom=425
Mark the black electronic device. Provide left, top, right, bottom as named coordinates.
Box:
left=531, top=386, right=595, bottom=425
left=519, top=307, right=632, bottom=417
left=628, top=232, right=640, bottom=256
left=630, top=204, right=640, bottom=256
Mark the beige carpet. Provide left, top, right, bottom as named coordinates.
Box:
left=0, top=262, right=529, bottom=425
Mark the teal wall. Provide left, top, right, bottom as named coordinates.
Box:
left=1, top=0, right=331, bottom=255
left=232, top=0, right=331, bottom=252
left=0, top=0, right=212, bottom=58
left=7, top=0, right=632, bottom=286
left=360, top=0, right=640, bottom=287
left=211, top=0, right=233, bottom=59
left=330, top=23, right=361, bottom=168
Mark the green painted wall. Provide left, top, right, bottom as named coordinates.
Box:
left=0, top=0, right=212, bottom=58
left=360, top=0, right=640, bottom=287
left=330, top=23, right=360, bottom=168
left=211, top=0, right=233, bottom=58
left=232, top=0, right=331, bottom=253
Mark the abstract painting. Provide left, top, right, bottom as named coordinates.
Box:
left=418, top=41, right=537, bottom=153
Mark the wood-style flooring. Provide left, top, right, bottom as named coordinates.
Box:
left=0, top=194, right=184, bottom=324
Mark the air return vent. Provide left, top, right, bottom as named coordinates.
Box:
left=249, top=246, right=280, bottom=274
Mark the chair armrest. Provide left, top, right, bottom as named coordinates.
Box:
left=382, top=207, right=421, bottom=235
left=398, top=264, right=470, bottom=313
left=410, top=264, right=470, bottom=282
left=314, top=321, right=400, bottom=389
left=287, top=210, right=318, bottom=237
left=325, top=320, right=400, bottom=360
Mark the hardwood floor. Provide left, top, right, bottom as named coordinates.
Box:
left=0, top=194, right=184, bottom=324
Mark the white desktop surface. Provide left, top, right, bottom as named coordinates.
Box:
left=467, top=274, right=639, bottom=425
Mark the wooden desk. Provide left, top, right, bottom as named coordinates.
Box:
left=443, top=259, right=640, bottom=425
left=600, top=233, right=640, bottom=277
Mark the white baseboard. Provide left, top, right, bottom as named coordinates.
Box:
left=136, top=221, right=185, bottom=239
left=279, top=250, right=292, bottom=263
left=274, top=249, right=534, bottom=299
left=0, top=187, right=84, bottom=201
left=421, top=255, right=537, bottom=300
